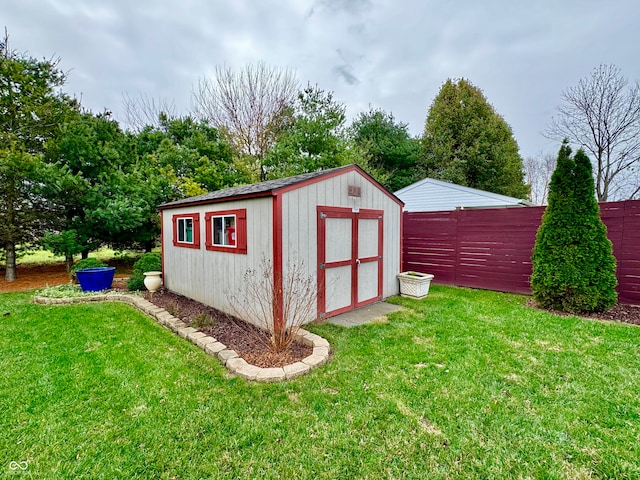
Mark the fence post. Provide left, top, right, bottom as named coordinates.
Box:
left=454, top=207, right=461, bottom=286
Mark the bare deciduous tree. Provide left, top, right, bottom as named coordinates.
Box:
left=121, top=93, right=177, bottom=132
left=227, top=255, right=317, bottom=353
left=0, top=27, right=8, bottom=56
left=523, top=152, right=556, bottom=205
left=191, top=63, right=298, bottom=180
left=546, top=64, right=640, bottom=201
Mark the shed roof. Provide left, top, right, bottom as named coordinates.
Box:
left=159, top=164, right=403, bottom=209
left=395, top=177, right=532, bottom=212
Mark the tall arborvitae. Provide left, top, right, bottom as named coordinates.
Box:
left=531, top=140, right=617, bottom=313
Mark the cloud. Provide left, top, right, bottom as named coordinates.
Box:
left=333, top=65, right=359, bottom=85
left=3, top=0, right=640, bottom=158
left=308, top=0, right=372, bottom=16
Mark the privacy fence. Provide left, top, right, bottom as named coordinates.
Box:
left=402, top=200, right=640, bottom=304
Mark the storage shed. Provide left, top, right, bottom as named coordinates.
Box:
left=158, top=164, right=403, bottom=326
left=395, top=177, right=532, bottom=212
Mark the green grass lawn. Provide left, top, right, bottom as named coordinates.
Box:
left=2, top=286, right=639, bottom=479
left=13, top=247, right=157, bottom=267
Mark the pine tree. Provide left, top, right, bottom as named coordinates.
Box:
left=531, top=141, right=617, bottom=313
left=1, top=32, right=77, bottom=280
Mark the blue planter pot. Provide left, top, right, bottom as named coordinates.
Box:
left=76, top=267, right=116, bottom=292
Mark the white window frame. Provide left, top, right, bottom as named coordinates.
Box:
left=177, top=217, right=194, bottom=244
left=211, top=214, right=237, bottom=248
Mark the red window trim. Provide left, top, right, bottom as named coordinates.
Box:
left=205, top=208, right=247, bottom=254
left=172, top=213, right=201, bottom=249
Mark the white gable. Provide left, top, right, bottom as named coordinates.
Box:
left=395, top=177, right=530, bottom=212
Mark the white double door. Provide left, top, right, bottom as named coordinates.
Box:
left=317, top=206, right=383, bottom=318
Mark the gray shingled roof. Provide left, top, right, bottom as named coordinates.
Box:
left=159, top=165, right=353, bottom=208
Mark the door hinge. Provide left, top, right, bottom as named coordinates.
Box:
left=320, top=263, right=326, bottom=269
left=319, top=212, right=327, bottom=219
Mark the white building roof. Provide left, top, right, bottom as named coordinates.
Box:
left=395, top=177, right=531, bottom=212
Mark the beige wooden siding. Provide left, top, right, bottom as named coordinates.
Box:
left=162, top=169, right=401, bottom=327
left=281, top=170, right=401, bottom=320
left=162, top=197, right=273, bottom=314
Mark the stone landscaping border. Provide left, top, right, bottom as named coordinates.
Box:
left=33, top=293, right=330, bottom=382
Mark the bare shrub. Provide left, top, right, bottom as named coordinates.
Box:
left=191, top=312, right=215, bottom=328
left=164, top=302, right=179, bottom=317
left=227, top=255, right=317, bottom=353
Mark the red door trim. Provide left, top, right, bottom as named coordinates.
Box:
left=273, top=194, right=284, bottom=332
left=317, top=208, right=326, bottom=316
left=160, top=212, right=165, bottom=287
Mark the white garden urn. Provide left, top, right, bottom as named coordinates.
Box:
left=143, top=271, right=163, bottom=292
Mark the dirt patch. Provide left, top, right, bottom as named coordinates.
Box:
left=0, top=261, right=132, bottom=293
left=0, top=263, right=71, bottom=292
left=144, top=289, right=312, bottom=368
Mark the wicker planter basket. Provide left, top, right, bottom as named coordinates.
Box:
left=397, top=271, right=434, bottom=299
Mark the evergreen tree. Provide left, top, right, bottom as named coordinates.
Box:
left=531, top=141, right=617, bottom=313
left=263, top=85, right=350, bottom=179
left=349, top=108, right=422, bottom=192
left=0, top=33, right=78, bottom=280
left=136, top=115, right=239, bottom=195
left=422, top=78, right=529, bottom=198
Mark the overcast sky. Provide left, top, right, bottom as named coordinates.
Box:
left=3, top=0, right=639, bottom=159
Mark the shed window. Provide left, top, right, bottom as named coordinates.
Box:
left=212, top=215, right=236, bottom=247
left=178, top=218, right=194, bottom=243
left=172, top=213, right=200, bottom=249
left=205, top=208, right=247, bottom=254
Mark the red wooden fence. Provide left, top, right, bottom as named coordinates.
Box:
left=402, top=200, right=640, bottom=305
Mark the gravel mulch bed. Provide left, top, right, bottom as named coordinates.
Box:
left=572, top=303, right=640, bottom=325
left=527, top=299, right=640, bottom=326
left=144, top=289, right=312, bottom=368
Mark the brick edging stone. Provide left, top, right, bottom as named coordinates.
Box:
left=33, top=294, right=330, bottom=382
